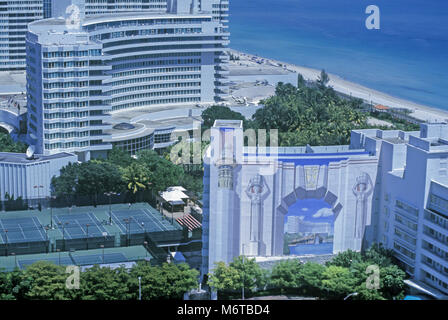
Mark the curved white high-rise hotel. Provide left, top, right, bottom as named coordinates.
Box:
left=0, top=0, right=44, bottom=71
left=26, top=0, right=229, bottom=160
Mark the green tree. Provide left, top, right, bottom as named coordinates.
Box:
left=0, top=270, right=23, bottom=300
left=229, top=256, right=268, bottom=295
left=379, top=265, right=406, bottom=300
left=20, top=262, right=71, bottom=300
left=275, top=82, right=297, bottom=97
left=363, top=243, right=396, bottom=267
left=121, top=162, right=151, bottom=195
left=252, top=82, right=369, bottom=147
left=326, top=249, right=362, bottom=268
left=136, top=150, right=184, bottom=193
left=321, top=265, right=357, bottom=300
left=129, top=262, right=199, bottom=300
left=107, top=147, right=134, bottom=168
left=52, top=161, right=124, bottom=205
left=269, top=259, right=303, bottom=293
left=297, top=74, right=307, bottom=88
left=208, top=262, right=241, bottom=293
left=297, top=262, right=325, bottom=297
left=201, top=105, right=247, bottom=130
left=353, top=282, right=386, bottom=300
left=208, top=256, right=267, bottom=298
left=0, top=132, right=28, bottom=153
left=317, top=69, right=330, bottom=88
left=79, top=265, right=132, bottom=300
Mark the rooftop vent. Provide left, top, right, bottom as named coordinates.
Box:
left=113, top=123, right=136, bottom=131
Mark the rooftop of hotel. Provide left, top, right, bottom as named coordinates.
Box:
left=244, top=145, right=361, bottom=155
left=0, top=72, right=26, bottom=96
left=28, top=19, right=90, bottom=45
left=82, top=11, right=213, bottom=25
left=105, top=105, right=203, bottom=142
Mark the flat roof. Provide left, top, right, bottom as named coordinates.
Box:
left=106, top=104, right=203, bottom=142
left=213, top=119, right=243, bottom=128
left=0, top=152, right=76, bottom=164
left=83, top=12, right=213, bottom=25
left=383, top=137, right=408, bottom=144
left=0, top=72, right=26, bottom=95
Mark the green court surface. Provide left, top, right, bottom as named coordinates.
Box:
left=0, top=245, right=152, bottom=272
left=0, top=203, right=184, bottom=258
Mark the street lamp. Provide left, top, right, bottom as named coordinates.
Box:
left=100, top=244, right=105, bottom=263
left=85, top=224, right=90, bottom=250
left=46, top=195, right=56, bottom=229
left=4, top=230, right=8, bottom=256
left=44, top=227, right=49, bottom=253
left=56, top=249, right=61, bottom=265
left=33, top=185, right=44, bottom=210
left=104, top=192, right=118, bottom=225
left=242, top=244, right=246, bottom=301
left=344, top=292, right=359, bottom=300
left=58, top=222, right=69, bottom=251
left=11, top=252, right=16, bottom=268
left=123, top=219, right=130, bottom=246
left=143, top=241, right=148, bottom=257
left=141, top=222, right=146, bottom=236
left=138, top=276, right=142, bottom=301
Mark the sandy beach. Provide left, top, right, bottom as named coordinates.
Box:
left=230, top=49, right=448, bottom=123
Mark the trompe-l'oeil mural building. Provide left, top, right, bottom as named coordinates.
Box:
left=202, top=120, right=448, bottom=298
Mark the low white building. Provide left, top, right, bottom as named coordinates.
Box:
left=0, top=151, right=77, bottom=204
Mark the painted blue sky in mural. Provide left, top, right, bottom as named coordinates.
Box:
left=284, top=198, right=334, bottom=225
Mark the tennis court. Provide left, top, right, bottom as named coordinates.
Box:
left=54, top=213, right=109, bottom=239
left=112, top=208, right=178, bottom=234
left=0, top=217, right=46, bottom=244
left=71, top=253, right=128, bottom=265
left=18, top=257, right=73, bottom=269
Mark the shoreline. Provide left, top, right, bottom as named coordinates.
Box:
left=230, top=49, right=448, bottom=123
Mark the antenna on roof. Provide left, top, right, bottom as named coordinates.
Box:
left=26, top=145, right=36, bottom=160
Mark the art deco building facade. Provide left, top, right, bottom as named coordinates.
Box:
left=203, top=121, right=448, bottom=298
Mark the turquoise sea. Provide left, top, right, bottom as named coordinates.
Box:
left=230, top=0, right=448, bottom=110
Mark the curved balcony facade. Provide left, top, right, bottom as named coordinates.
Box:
left=26, top=6, right=229, bottom=160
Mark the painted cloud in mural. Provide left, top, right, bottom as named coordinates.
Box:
left=312, top=207, right=334, bottom=218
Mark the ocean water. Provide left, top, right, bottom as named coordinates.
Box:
left=289, top=243, right=333, bottom=256
left=230, top=0, right=448, bottom=110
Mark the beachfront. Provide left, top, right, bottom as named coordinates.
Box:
left=229, top=49, right=448, bottom=124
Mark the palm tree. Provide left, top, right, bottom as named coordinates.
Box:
left=121, top=163, right=151, bottom=198
left=317, top=69, right=330, bottom=88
